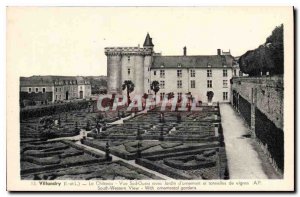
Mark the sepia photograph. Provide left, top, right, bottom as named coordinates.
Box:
left=6, top=6, right=294, bottom=191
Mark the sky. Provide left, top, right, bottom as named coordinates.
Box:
left=7, top=7, right=292, bottom=77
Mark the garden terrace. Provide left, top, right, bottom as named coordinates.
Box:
left=88, top=110, right=221, bottom=141
left=21, top=160, right=162, bottom=180
left=136, top=147, right=228, bottom=180
left=20, top=140, right=109, bottom=175
left=20, top=108, right=131, bottom=140
left=82, top=139, right=220, bottom=160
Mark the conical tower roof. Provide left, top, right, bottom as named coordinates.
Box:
left=143, top=33, right=154, bottom=47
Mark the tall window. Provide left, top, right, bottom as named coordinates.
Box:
left=207, top=80, right=212, bottom=88
left=190, top=70, right=195, bottom=77
left=177, top=92, right=182, bottom=99
left=128, top=68, right=131, bottom=75
left=177, top=80, right=182, bottom=88
left=234, top=69, right=237, bottom=76
left=223, top=69, right=228, bottom=77
left=191, top=80, right=195, bottom=88
left=28, top=88, right=32, bottom=93
left=160, top=92, right=165, bottom=100
left=160, top=81, right=165, bottom=89
left=207, top=69, right=212, bottom=77
left=223, top=92, right=228, bottom=100
left=42, top=88, right=46, bottom=93
left=177, top=70, right=182, bottom=78
left=223, top=80, right=228, bottom=88
left=35, top=88, right=39, bottom=93
left=160, top=70, right=165, bottom=78
left=128, top=56, right=130, bottom=62
left=154, top=71, right=157, bottom=76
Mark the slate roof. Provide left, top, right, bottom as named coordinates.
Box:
left=151, top=55, right=234, bottom=69
left=143, top=33, right=154, bottom=47
left=20, top=76, right=90, bottom=87
left=20, top=76, right=55, bottom=87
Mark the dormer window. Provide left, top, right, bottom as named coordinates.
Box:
left=208, top=63, right=211, bottom=67
left=160, top=63, right=164, bottom=68
left=177, top=63, right=182, bottom=67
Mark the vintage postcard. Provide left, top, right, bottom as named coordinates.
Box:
left=6, top=7, right=294, bottom=191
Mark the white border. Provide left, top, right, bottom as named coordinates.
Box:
left=2, top=0, right=298, bottom=196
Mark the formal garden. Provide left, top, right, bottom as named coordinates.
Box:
left=20, top=100, right=229, bottom=180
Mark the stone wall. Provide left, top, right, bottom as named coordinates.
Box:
left=231, top=76, right=283, bottom=130
left=231, top=75, right=284, bottom=172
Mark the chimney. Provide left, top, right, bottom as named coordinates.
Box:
left=217, top=49, right=221, bottom=55
left=183, top=46, right=187, bottom=56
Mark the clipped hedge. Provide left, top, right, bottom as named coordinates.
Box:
left=21, top=158, right=104, bottom=175
left=136, top=158, right=192, bottom=180
left=62, top=140, right=106, bottom=159
left=163, top=158, right=216, bottom=170
left=82, top=139, right=136, bottom=160
left=21, top=155, right=61, bottom=166
left=144, top=148, right=216, bottom=161
left=20, top=100, right=93, bottom=120
left=115, top=160, right=163, bottom=180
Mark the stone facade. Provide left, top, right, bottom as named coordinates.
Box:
left=105, top=33, right=238, bottom=103
left=20, top=76, right=92, bottom=106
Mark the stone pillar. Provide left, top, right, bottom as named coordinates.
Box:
left=250, top=88, right=257, bottom=137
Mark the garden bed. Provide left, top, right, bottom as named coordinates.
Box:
left=20, top=140, right=109, bottom=175
left=21, top=160, right=163, bottom=180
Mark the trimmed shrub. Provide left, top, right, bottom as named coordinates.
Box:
left=136, top=158, right=192, bottom=180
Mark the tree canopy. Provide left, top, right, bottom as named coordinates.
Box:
left=238, top=24, right=283, bottom=76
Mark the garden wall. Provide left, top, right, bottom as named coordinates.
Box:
left=231, top=76, right=284, bottom=173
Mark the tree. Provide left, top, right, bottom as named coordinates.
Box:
left=136, top=126, right=142, bottom=140
left=105, top=141, right=110, bottom=161
left=167, top=92, right=175, bottom=100
left=159, top=126, right=164, bottom=141
left=239, top=24, right=283, bottom=76
left=150, top=81, right=160, bottom=104
left=136, top=141, right=142, bottom=158
left=122, top=80, right=135, bottom=105
left=75, top=121, right=80, bottom=132
left=58, top=115, right=61, bottom=127
left=177, top=113, right=181, bottom=123
left=207, top=91, right=214, bottom=102
left=86, top=120, right=91, bottom=131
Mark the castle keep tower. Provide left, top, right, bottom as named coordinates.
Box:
left=105, top=33, right=154, bottom=96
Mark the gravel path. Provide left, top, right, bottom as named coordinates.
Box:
left=219, top=104, right=268, bottom=179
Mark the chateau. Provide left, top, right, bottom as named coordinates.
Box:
left=105, top=33, right=241, bottom=103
